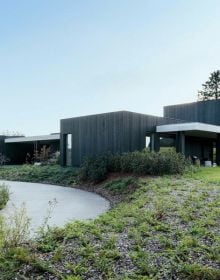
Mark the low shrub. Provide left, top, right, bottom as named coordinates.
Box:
left=0, top=184, right=10, bottom=210
left=103, top=177, right=137, bottom=194
left=79, top=150, right=190, bottom=183
left=78, top=154, right=109, bottom=183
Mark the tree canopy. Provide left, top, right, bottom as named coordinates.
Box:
left=198, top=70, right=220, bottom=100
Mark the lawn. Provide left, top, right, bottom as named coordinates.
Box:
left=189, top=166, right=220, bottom=184
left=0, top=166, right=219, bottom=279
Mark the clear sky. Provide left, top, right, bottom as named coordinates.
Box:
left=0, top=0, right=220, bottom=135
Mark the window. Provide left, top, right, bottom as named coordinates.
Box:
left=145, top=136, right=150, bottom=150
left=66, top=134, right=72, bottom=166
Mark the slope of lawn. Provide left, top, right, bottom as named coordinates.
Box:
left=0, top=168, right=218, bottom=279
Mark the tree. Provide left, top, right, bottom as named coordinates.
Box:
left=33, top=145, right=51, bottom=163
left=198, top=70, right=220, bottom=100
left=0, top=130, right=24, bottom=136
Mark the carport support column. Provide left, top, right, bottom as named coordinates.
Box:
left=34, top=141, right=38, bottom=152
left=216, top=134, right=220, bottom=165
left=176, top=132, right=185, bottom=155
left=150, top=133, right=160, bottom=152
left=60, top=134, right=66, bottom=166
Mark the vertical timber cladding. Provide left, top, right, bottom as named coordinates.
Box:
left=164, top=99, right=220, bottom=125
left=60, top=111, right=183, bottom=166
left=0, top=136, right=6, bottom=155
left=185, top=136, right=213, bottom=160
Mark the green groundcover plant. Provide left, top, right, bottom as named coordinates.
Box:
left=0, top=165, right=219, bottom=279
left=0, top=184, right=10, bottom=210
left=1, top=172, right=219, bottom=279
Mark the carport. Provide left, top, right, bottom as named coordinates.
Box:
left=153, top=122, right=220, bottom=164
left=5, top=134, right=60, bottom=164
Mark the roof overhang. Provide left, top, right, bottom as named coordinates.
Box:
left=5, top=134, right=60, bottom=143
left=156, top=122, right=220, bottom=139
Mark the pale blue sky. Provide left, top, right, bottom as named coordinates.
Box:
left=0, top=0, right=220, bottom=135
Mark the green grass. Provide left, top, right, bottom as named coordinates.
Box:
left=0, top=166, right=220, bottom=279
left=189, top=166, right=220, bottom=184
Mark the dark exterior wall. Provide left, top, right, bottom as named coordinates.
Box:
left=0, top=136, right=7, bottom=155
left=164, top=100, right=220, bottom=125
left=6, top=143, right=34, bottom=164
left=60, top=111, right=183, bottom=166
left=0, top=136, right=19, bottom=163
left=185, top=136, right=213, bottom=161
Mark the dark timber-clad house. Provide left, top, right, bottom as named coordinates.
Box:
left=60, top=99, right=220, bottom=166
left=1, top=99, right=220, bottom=166
left=60, top=111, right=183, bottom=166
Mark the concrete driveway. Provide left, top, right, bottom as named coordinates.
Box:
left=0, top=180, right=109, bottom=233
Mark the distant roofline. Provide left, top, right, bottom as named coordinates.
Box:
left=164, top=99, right=220, bottom=109
left=60, top=110, right=142, bottom=121
left=5, top=133, right=60, bottom=143
left=60, top=110, right=182, bottom=123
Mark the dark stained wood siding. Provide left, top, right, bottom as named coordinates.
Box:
left=60, top=111, right=183, bottom=166
left=185, top=136, right=213, bottom=161
left=164, top=100, right=220, bottom=125
left=0, top=136, right=6, bottom=155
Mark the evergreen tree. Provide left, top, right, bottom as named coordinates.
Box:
left=198, top=70, right=220, bottom=100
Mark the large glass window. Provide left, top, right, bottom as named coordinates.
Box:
left=66, top=134, right=72, bottom=166
left=145, top=136, right=150, bottom=150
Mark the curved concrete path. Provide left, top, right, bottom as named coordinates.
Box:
left=0, top=180, right=109, bottom=232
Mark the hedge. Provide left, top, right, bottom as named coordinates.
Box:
left=78, top=150, right=190, bottom=183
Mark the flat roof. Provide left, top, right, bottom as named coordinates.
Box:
left=5, top=134, right=60, bottom=143
left=156, top=122, right=220, bottom=134
left=163, top=99, right=220, bottom=109
left=60, top=110, right=164, bottom=122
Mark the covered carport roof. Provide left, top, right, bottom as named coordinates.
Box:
left=156, top=122, right=220, bottom=139
left=5, top=134, right=60, bottom=143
